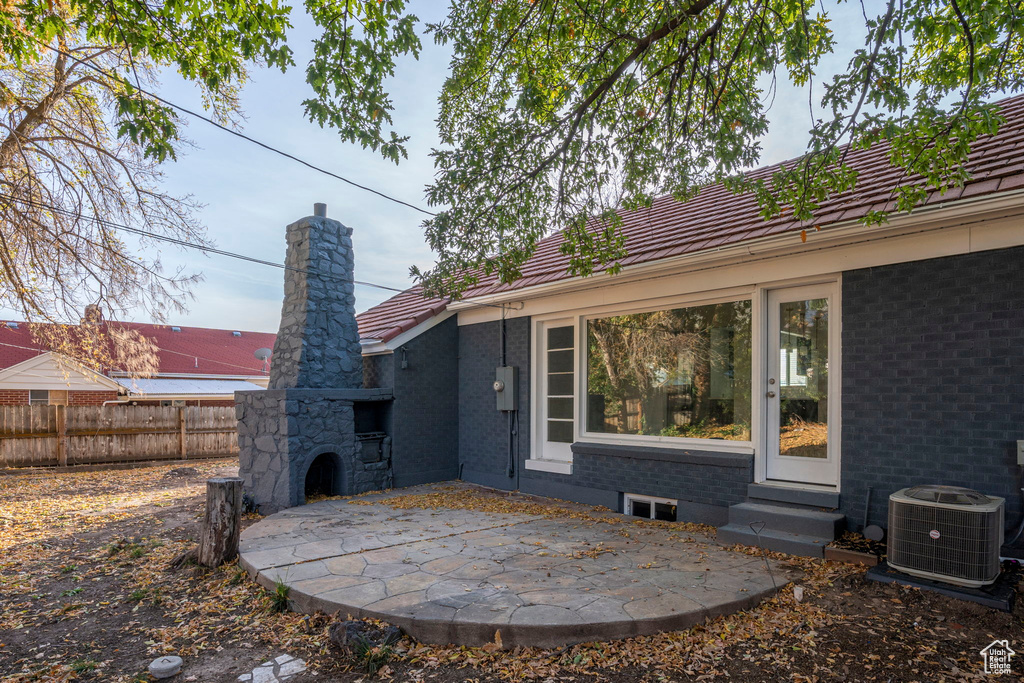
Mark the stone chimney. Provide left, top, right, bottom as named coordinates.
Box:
left=270, top=209, right=363, bottom=390
left=234, top=205, right=393, bottom=514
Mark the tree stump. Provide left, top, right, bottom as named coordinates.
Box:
left=197, top=477, right=244, bottom=568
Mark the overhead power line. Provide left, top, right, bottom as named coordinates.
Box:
left=0, top=338, right=264, bottom=375
left=0, top=193, right=407, bottom=295
left=35, top=40, right=436, bottom=217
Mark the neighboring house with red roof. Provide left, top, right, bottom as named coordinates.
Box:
left=356, top=93, right=1024, bottom=558
left=0, top=317, right=275, bottom=407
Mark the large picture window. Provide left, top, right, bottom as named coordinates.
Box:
left=586, top=299, right=752, bottom=441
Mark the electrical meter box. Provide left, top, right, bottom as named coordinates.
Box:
left=494, top=366, right=518, bottom=411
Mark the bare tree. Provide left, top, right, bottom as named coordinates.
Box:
left=0, top=28, right=216, bottom=371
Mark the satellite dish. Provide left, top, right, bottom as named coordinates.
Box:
left=254, top=347, right=272, bottom=373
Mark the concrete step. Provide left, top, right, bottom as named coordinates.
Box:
left=717, top=523, right=831, bottom=558
left=727, top=502, right=845, bottom=539
left=747, top=483, right=839, bottom=509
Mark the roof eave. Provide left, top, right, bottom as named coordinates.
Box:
left=450, top=186, right=1024, bottom=309
left=358, top=309, right=456, bottom=356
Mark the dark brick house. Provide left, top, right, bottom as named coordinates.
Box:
left=355, top=94, right=1024, bottom=556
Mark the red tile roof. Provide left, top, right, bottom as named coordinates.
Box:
left=357, top=287, right=448, bottom=342
left=0, top=321, right=276, bottom=376
left=358, top=94, right=1024, bottom=343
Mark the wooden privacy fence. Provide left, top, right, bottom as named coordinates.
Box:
left=0, top=405, right=239, bottom=468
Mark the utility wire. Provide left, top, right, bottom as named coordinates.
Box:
left=34, top=40, right=436, bottom=217
left=0, top=193, right=407, bottom=294
left=145, top=345, right=267, bottom=374
left=0, top=338, right=265, bottom=377
left=1, top=194, right=513, bottom=309
left=1, top=193, right=513, bottom=313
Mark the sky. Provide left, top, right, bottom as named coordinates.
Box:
left=19, top=1, right=874, bottom=333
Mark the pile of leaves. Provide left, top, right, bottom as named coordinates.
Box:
left=346, top=484, right=716, bottom=537
left=0, top=463, right=343, bottom=682
left=828, top=531, right=887, bottom=559
left=3, top=464, right=1021, bottom=682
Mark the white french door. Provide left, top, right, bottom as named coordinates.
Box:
left=764, top=283, right=839, bottom=487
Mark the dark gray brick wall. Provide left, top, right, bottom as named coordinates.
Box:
left=458, top=318, right=752, bottom=524
left=842, top=246, right=1024, bottom=530
left=389, top=317, right=460, bottom=487
left=518, top=442, right=751, bottom=526
left=569, top=444, right=752, bottom=506
left=458, top=318, right=531, bottom=490
left=553, top=443, right=752, bottom=525
left=363, top=353, right=394, bottom=390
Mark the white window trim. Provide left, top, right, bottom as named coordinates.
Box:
left=524, top=458, right=574, bottom=475
left=526, top=274, right=842, bottom=481
left=581, top=432, right=755, bottom=454
left=530, top=317, right=577, bottom=464
left=624, top=493, right=678, bottom=519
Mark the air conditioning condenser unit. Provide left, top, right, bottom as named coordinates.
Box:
left=887, top=485, right=1004, bottom=587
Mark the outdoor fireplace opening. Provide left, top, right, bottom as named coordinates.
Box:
left=305, top=452, right=344, bottom=501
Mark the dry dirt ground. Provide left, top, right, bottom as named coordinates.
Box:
left=1, top=460, right=1021, bottom=682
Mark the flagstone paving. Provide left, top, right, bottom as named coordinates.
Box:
left=239, top=484, right=797, bottom=648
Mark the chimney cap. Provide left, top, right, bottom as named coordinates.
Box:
left=313, top=203, right=327, bottom=217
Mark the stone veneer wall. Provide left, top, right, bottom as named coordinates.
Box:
left=237, top=212, right=389, bottom=514
left=236, top=388, right=391, bottom=510
left=841, top=246, right=1024, bottom=529
left=269, top=215, right=363, bottom=390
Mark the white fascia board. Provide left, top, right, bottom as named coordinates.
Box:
left=359, top=339, right=389, bottom=356
left=359, top=310, right=456, bottom=356
left=449, top=188, right=1024, bottom=312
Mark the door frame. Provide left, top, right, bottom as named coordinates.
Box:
left=755, top=276, right=842, bottom=490
left=530, top=316, right=578, bottom=464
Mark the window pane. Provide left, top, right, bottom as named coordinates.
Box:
left=654, top=502, right=677, bottom=522
left=547, top=349, right=573, bottom=373
left=548, top=397, right=573, bottom=420
left=547, top=420, right=573, bottom=443
left=629, top=500, right=651, bottom=518
left=548, top=373, right=574, bottom=397
left=547, top=326, right=574, bottom=350
left=586, top=300, right=752, bottom=440
left=778, top=298, right=828, bottom=458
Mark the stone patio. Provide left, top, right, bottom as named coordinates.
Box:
left=239, top=483, right=797, bottom=649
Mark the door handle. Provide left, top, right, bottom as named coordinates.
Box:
left=766, top=391, right=776, bottom=398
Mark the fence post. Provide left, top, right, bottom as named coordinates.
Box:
left=178, top=406, right=187, bottom=459
left=56, top=404, right=68, bottom=467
